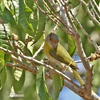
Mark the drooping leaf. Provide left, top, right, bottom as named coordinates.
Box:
left=0, top=7, right=25, bottom=42
left=67, top=34, right=76, bottom=56
left=12, top=24, right=26, bottom=41
left=0, top=0, right=5, bottom=11
left=53, top=74, right=64, bottom=100
left=32, top=0, right=46, bottom=43
left=4, top=53, right=11, bottom=62
left=0, top=31, right=11, bottom=49
left=1, top=67, right=12, bottom=100
left=45, top=19, right=55, bottom=35
left=25, top=0, right=34, bottom=10
left=18, top=0, right=33, bottom=34
left=0, top=50, right=5, bottom=67
left=24, top=71, right=39, bottom=100
left=13, top=69, right=25, bottom=93
left=36, top=66, right=52, bottom=100
left=81, top=33, right=95, bottom=56
left=92, top=59, right=100, bottom=93
left=1, top=7, right=16, bottom=26
left=0, top=67, right=7, bottom=88
left=70, top=0, right=80, bottom=8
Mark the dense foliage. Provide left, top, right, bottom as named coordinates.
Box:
left=0, top=0, right=100, bottom=100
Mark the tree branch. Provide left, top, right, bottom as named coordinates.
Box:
left=2, top=23, right=15, bottom=51
left=0, top=46, right=84, bottom=95
left=69, top=10, right=100, bottom=54
left=32, top=42, right=44, bottom=59
left=79, top=0, right=100, bottom=26
left=73, top=33, right=93, bottom=99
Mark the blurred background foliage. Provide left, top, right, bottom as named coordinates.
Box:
left=0, top=0, right=100, bottom=100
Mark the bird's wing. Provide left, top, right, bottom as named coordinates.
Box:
left=49, top=43, right=78, bottom=70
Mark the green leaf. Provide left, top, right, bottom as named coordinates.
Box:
left=0, top=67, right=7, bottom=88
left=18, top=0, right=33, bottom=34
left=70, top=0, right=80, bottom=8
left=53, top=74, right=64, bottom=100
left=0, top=0, right=5, bottom=11
left=67, top=34, right=76, bottom=56
left=0, top=50, right=5, bottom=67
left=4, top=53, right=11, bottom=62
left=32, top=0, right=46, bottom=43
left=0, top=32, right=11, bottom=49
left=81, top=35, right=95, bottom=56
left=0, top=7, right=26, bottom=42
left=36, top=66, right=52, bottom=100
left=2, top=7, right=16, bottom=25
left=45, top=19, right=55, bottom=35
left=92, top=59, right=100, bottom=93
left=12, top=24, right=26, bottom=41
left=25, top=0, right=34, bottom=10
left=24, top=71, right=39, bottom=100
left=0, top=2, right=26, bottom=42
left=13, top=69, right=25, bottom=93
left=1, top=67, right=12, bottom=100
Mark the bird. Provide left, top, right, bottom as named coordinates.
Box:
left=44, top=32, right=85, bottom=86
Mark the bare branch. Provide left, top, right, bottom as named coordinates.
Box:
left=0, top=46, right=84, bottom=93
left=91, top=0, right=100, bottom=14
left=35, top=0, right=69, bottom=34
left=89, top=0, right=100, bottom=20
left=75, top=52, right=100, bottom=63
left=69, top=10, right=100, bottom=54
left=32, top=42, right=44, bottom=59
left=12, top=38, right=27, bottom=56
left=2, top=23, right=15, bottom=51
left=48, top=0, right=73, bottom=34
left=63, top=3, right=77, bottom=33
left=6, top=63, right=37, bottom=74
left=79, top=0, right=100, bottom=26
left=73, top=33, right=92, bottom=97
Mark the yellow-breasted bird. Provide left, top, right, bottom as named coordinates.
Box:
left=44, top=33, right=85, bottom=86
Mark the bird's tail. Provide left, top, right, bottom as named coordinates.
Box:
left=72, top=69, right=85, bottom=86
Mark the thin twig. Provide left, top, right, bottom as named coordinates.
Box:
left=32, top=42, right=44, bottom=59
left=7, top=63, right=37, bottom=74
left=0, top=46, right=84, bottom=92
left=69, top=9, right=100, bottom=53
left=75, top=53, right=100, bottom=63
left=13, top=40, right=27, bottom=56
left=35, top=1, right=70, bottom=34
left=79, top=0, right=100, bottom=26
left=91, top=0, right=100, bottom=14
left=37, top=0, right=67, bottom=30
left=2, top=23, right=15, bottom=51
left=48, top=0, right=73, bottom=34
left=89, top=0, right=100, bottom=20
left=7, top=62, right=85, bottom=98
left=64, top=3, right=77, bottom=33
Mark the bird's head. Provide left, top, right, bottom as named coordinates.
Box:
left=45, top=33, right=59, bottom=49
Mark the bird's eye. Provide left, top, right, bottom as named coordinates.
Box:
left=49, top=36, right=58, bottom=43
left=49, top=36, right=53, bottom=41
